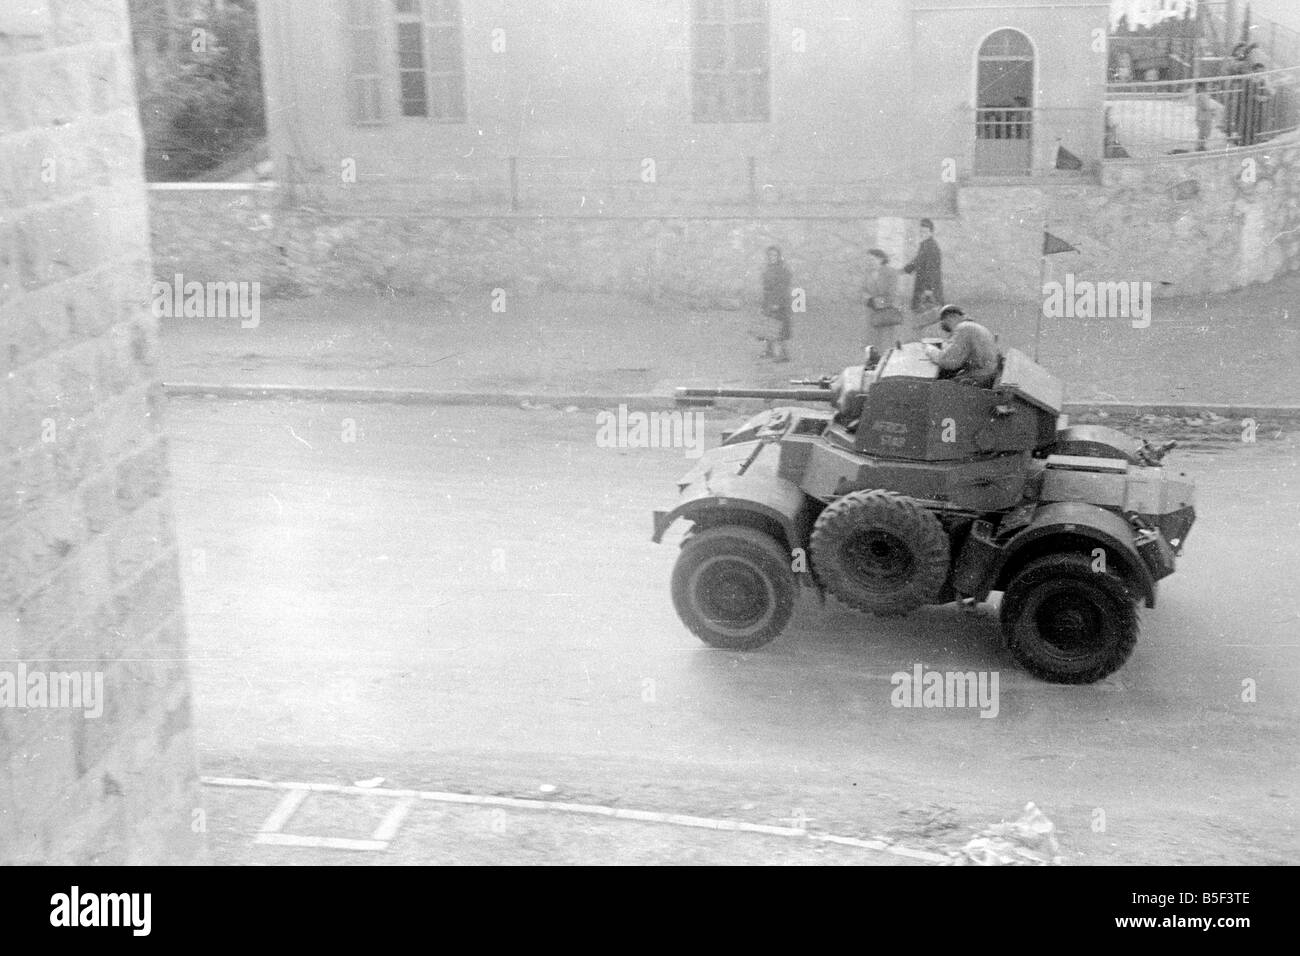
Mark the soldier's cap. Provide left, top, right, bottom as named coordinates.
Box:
left=938, top=304, right=965, bottom=321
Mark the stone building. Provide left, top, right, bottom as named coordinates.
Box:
left=147, top=0, right=1300, bottom=311
left=1, top=0, right=204, bottom=863
left=258, top=0, right=1109, bottom=210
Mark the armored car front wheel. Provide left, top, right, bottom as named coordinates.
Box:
left=671, top=526, right=796, bottom=651
left=1000, top=553, right=1139, bottom=684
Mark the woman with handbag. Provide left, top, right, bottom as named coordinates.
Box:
left=862, top=248, right=904, bottom=354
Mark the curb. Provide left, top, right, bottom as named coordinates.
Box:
left=1057, top=402, right=1300, bottom=421
left=161, top=382, right=1300, bottom=422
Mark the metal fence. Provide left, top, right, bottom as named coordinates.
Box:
left=1105, top=64, right=1300, bottom=158
left=967, top=106, right=1103, bottom=176
left=975, top=107, right=1034, bottom=141
left=1108, top=2, right=1300, bottom=81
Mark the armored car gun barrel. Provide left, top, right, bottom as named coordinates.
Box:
left=675, top=385, right=838, bottom=405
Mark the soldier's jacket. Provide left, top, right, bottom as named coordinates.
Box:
left=930, top=320, right=1000, bottom=388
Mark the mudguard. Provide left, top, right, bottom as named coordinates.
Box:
left=1051, top=425, right=1144, bottom=464
left=994, top=500, right=1157, bottom=607
left=651, top=442, right=808, bottom=552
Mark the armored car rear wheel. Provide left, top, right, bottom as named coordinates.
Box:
left=671, top=526, right=796, bottom=651
left=1000, top=553, right=1138, bottom=684
left=810, top=490, right=950, bottom=616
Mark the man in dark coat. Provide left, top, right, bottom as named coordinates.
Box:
left=1237, top=63, right=1272, bottom=147
left=758, top=245, right=793, bottom=363
left=902, top=219, right=944, bottom=315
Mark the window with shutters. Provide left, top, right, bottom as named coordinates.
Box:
left=692, top=0, right=770, bottom=122
left=345, top=0, right=467, bottom=125
left=393, top=0, right=467, bottom=121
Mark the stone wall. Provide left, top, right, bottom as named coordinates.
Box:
left=1, top=0, right=204, bottom=863
left=148, top=141, right=1300, bottom=310
left=940, top=142, right=1300, bottom=301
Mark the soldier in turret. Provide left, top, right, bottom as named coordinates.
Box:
left=924, top=305, right=1000, bottom=388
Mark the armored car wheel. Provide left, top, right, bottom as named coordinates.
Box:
left=671, top=525, right=796, bottom=651
left=810, top=490, right=950, bottom=616
left=1000, top=553, right=1139, bottom=684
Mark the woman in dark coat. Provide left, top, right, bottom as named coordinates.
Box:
left=902, top=219, right=944, bottom=314
left=759, top=245, right=793, bottom=363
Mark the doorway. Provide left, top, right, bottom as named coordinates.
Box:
left=975, top=29, right=1035, bottom=175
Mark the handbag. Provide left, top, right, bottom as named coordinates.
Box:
left=869, top=305, right=903, bottom=329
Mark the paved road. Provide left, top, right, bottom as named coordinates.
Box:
left=168, top=400, right=1299, bottom=864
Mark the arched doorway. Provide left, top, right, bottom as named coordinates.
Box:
left=975, top=29, right=1035, bottom=175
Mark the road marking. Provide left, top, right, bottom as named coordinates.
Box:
left=257, top=834, right=388, bottom=851
left=257, top=788, right=308, bottom=834
left=205, top=776, right=949, bottom=863
left=249, top=783, right=417, bottom=853
left=372, top=798, right=417, bottom=842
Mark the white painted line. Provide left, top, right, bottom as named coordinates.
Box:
left=371, top=798, right=417, bottom=843
left=255, top=833, right=388, bottom=852
left=814, top=833, right=949, bottom=862
left=205, top=776, right=278, bottom=789
left=879, top=844, right=952, bottom=863
left=813, top=833, right=892, bottom=852
left=204, top=776, right=948, bottom=863
left=257, top=788, right=309, bottom=835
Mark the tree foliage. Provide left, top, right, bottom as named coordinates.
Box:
left=129, top=0, right=266, bottom=181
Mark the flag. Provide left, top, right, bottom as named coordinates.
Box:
left=1042, top=232, right=1078, bottom=256
left=1055, top=145, right=1083, bottom=170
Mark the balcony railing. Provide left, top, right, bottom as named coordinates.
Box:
left=1105, top=65, right=1300, bottom=159
left=967, top=106, right=1103, bottom=176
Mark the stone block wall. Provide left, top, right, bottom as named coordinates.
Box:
left=939, top=142, right=1300, bottom=302
left=147, top=144, right=1300, bottom=310
left=1, top=0, right=204, bottom=864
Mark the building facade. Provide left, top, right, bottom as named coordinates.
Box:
left=148, top=0, right=1300, bottom=307
left=256, top=0, right=1110, bottom=213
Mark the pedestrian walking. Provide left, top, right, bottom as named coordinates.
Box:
left=861, top=248, right=904, bottom=355
left=902, top=219, right=944, bottom=316
left=756, top=245, right=793, bottom=363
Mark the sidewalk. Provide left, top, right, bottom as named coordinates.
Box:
left=158, top=276, right=1300, bottom=409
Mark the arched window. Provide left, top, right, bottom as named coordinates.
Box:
left=975, top=29, right=1034, bottom=173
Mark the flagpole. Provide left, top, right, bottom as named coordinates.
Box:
left=1036, top=221, right=1048, bottom=363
